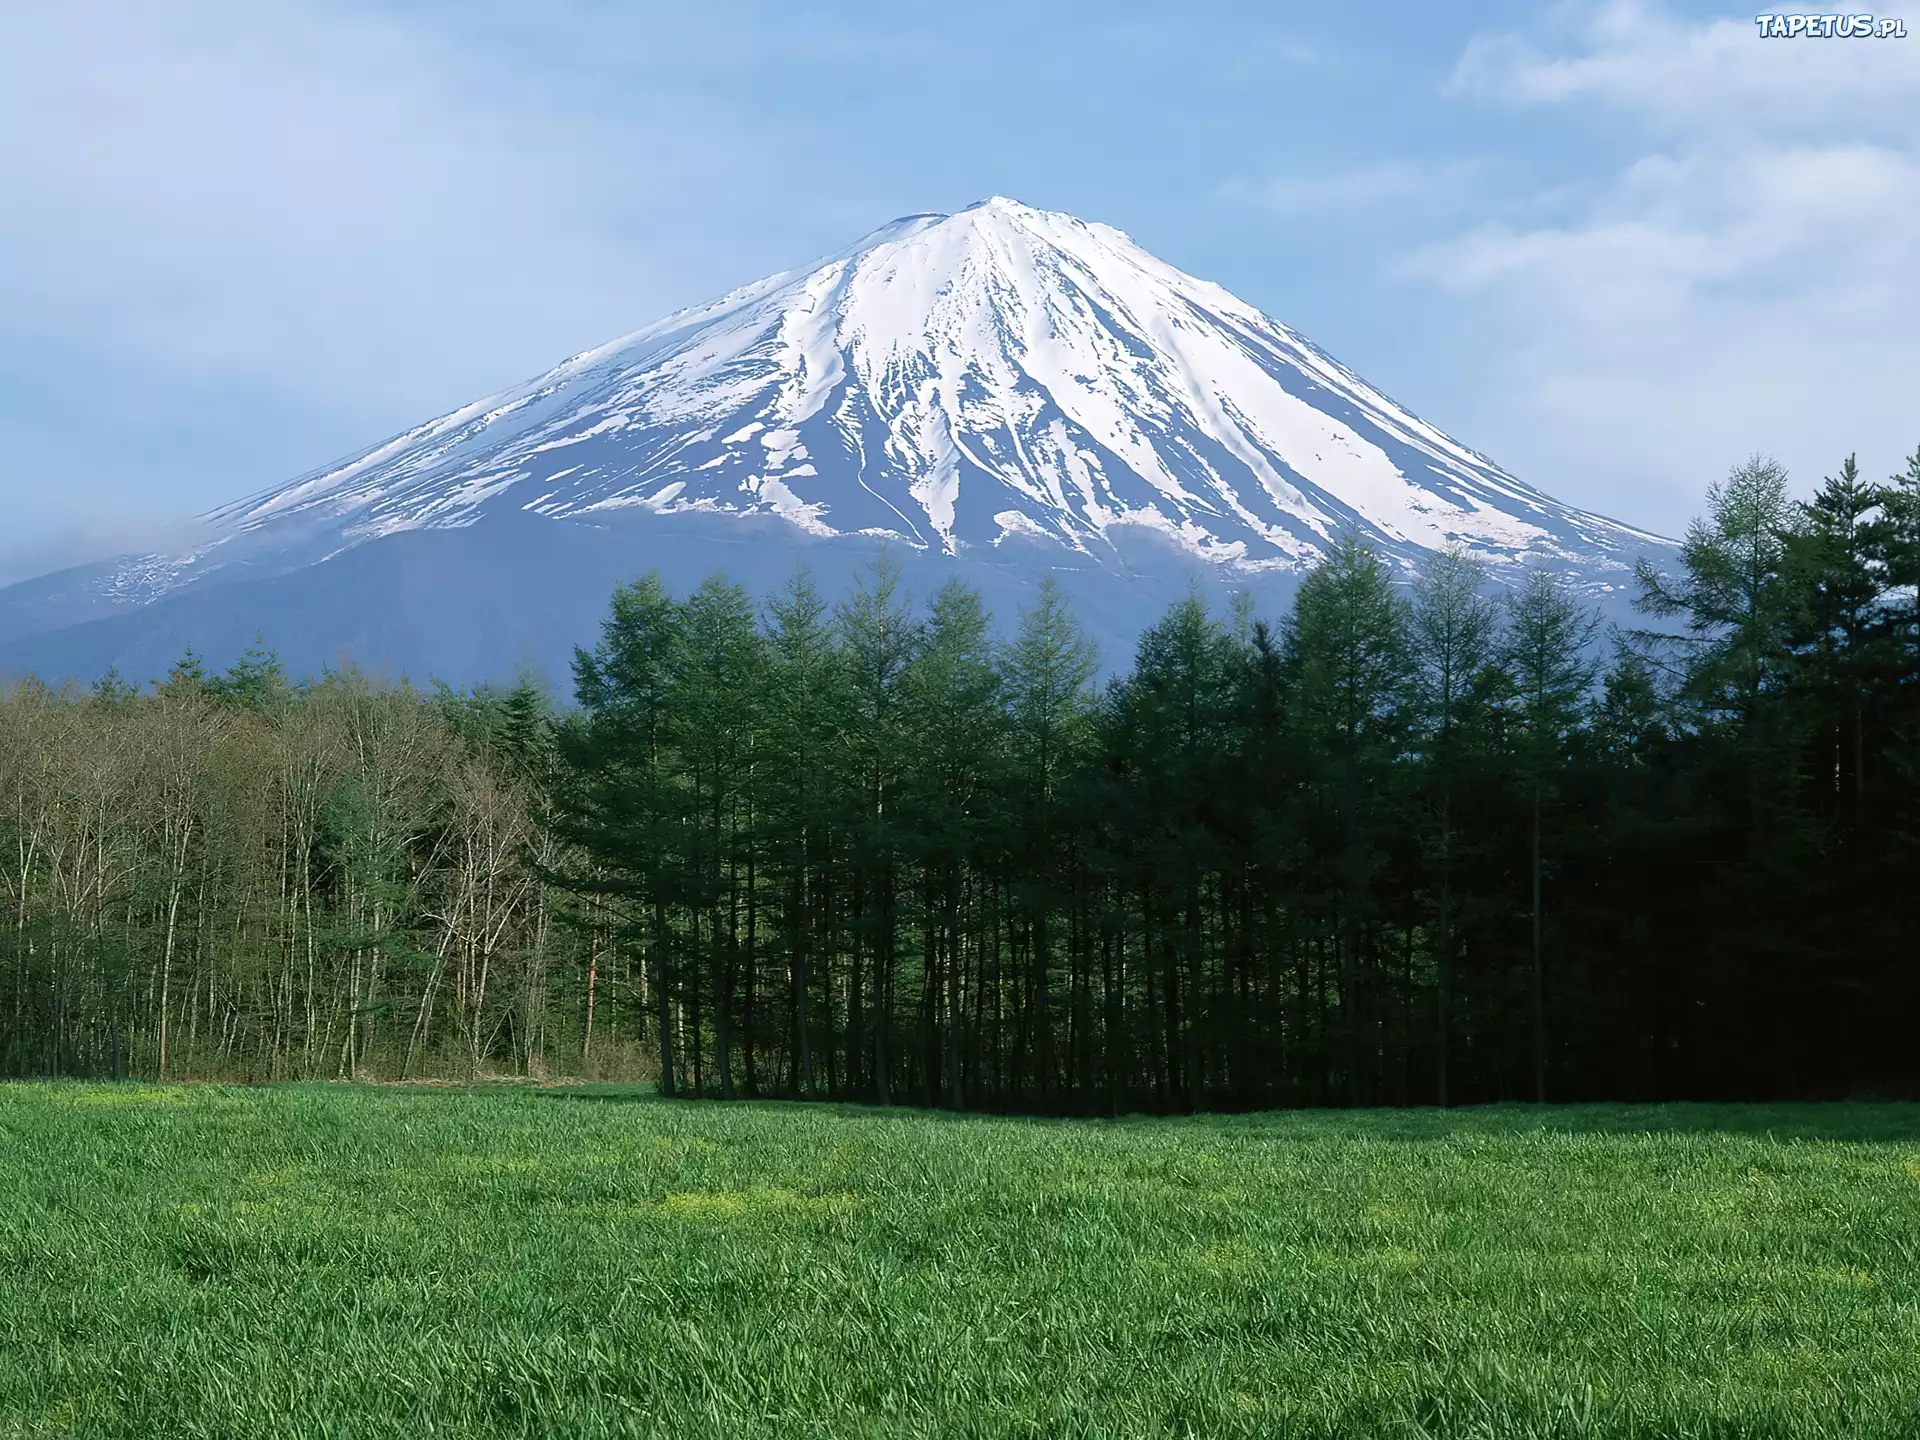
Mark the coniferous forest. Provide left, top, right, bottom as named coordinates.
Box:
left=3, top=453, right=1916, bottom=1109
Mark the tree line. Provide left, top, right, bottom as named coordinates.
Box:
left=0, top=652, right=619, bottom=1082
left=3, top=451, right=1916, bottom=1107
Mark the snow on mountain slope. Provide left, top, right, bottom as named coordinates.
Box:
left=97, top=197, right=1667, bottom=609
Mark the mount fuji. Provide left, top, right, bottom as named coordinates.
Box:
left=0, top=197, right=1671, bottom=684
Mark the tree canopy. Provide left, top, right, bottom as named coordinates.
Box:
left=4, top=452, right=1917, bottom=1107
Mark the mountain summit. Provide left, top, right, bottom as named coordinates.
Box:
left=1, top=199, right=1670, bottom=682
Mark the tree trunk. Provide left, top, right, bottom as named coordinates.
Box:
left=1531, top=787, right=1546, bottom=1104
left=1437, top=800, right=1452, bottom=1108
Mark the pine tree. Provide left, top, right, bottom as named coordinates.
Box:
left=556, top=573, right=685, bottom=1092
left=1410, top=544, right=1498, bottom=1105
left=673, top=575, right=766, bottom=1098
left=1781, top=456, right=1885, bottom=828
left=12, top=442, right=1920, bottom=1105
left=1501, top=568, right=1598, bottom=1102
left=207, top=638, right=290, bottom=714
left=900, top=579, right=1002, bottom=1107
left=1634, top=457, right=1806, bottom=1091
left=1282, top=534, right=1411, bottom=1105
left=90, top=667, right=137, bottom=709
left=1867, top=448, right=1920, bottom=767
left=1114, top=592, right=1236, bottom=1110
left=1004, top=576, right=1097, bottom=1107
left=1229, top=615, right=1306, bottom=1109
left=161, top=646, right=210, bottom=696
left=835, top=554, right=921, bottom=1103
left=1637, top=455, right=1796, bottom=741
left=761, top=568, right=845, bottom=1099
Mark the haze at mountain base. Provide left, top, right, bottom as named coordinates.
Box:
left=0, top=198, right=1672, bottom=686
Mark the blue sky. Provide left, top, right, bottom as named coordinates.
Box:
left=2, top=0, right=1916, bottom=582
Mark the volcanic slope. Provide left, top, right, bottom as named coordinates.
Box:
left=0, top=198, right=1671, bottom=683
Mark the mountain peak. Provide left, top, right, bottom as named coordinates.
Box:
left=95, top=200, right=1669, bottom=607
left=958, top=194, right=1044, bottom=217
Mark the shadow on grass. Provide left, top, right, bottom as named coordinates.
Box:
left=527, top=1085, right=1920, bottom=1143
left=527, top=1084, right=664, bottom=1104
left=532, top=1087, right=987, bottom=1126
left=1182, top=1102, right=1920, bottom=1145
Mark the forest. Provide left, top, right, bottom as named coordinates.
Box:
left=2, top=452, right=1915, bottom=1110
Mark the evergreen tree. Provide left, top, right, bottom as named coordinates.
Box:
left=1282, top=534, right=1411, bottom=1105
left=1003, top=575, right=1097, bottom=1107
left=835, top=555, right=920, bottom=1103
left=1112, top=592, right=1235, bottom=1110
left=1635, top=456, right=1805, bottom=1090
left=1867, top=447, right=1920, bottom=770
left=161, top=646, right=210, bottom=696
left=900, top=579, right=1002, bottom=1107
left=91, top=666, right=137, bottom=709
left=1781, top=456, right=1885, bottom=828
left=1409, top=544, right=1498, bottom=1105
left=556, top=573, right=685, bottom=1092
left=207, top=638, right=290, bottom=714
left=11, top=455, right=1920, bottom=1108
left=761, top=568, right=846, bottom=1099
left=1637, top=455, right=1796, bottom=739
left=673, top=576, right=766, bottom=1098
left=1501, top=568, right=1599, bottom=1102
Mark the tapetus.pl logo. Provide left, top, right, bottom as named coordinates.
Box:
left=1754, top=13, right=1909, bottom=35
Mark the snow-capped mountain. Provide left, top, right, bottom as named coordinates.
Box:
left=1, top=198, right=1672, bottom=684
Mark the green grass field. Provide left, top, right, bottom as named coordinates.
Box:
left=1, top=1086, right=1917, bottom=1438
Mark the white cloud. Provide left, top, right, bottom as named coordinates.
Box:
left=0, top=2, right=693, bottom=422
left=1450, top=0, right=1918, bottom=132
left=0, top=0, right=801, bottom=582
left=1409, top=0, right=1920, bottom=531
left=1409, top=144, right=1919, bottom=313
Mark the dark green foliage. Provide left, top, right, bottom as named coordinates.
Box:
left=535, top=453, right=1920, bottom=1110
left=206, top=638, right=291, bottom=713
left=6, top=451, right=1920, bottom=1106
left=1502, top=568, right=1599, bottom=1103
left=1410, top=545, right=1500, bottom=1107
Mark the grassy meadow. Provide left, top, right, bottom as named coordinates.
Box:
left=0, top=1085, right=1916, bottom=1438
